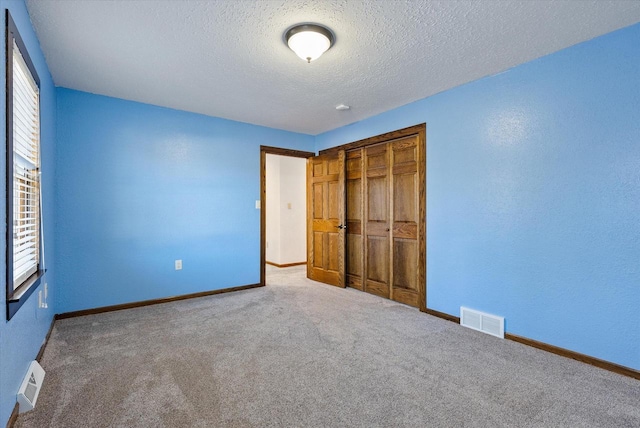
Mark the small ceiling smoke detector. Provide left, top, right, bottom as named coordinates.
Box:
left=336, top=104, right=350, bottom=111
left=285, top=23, right=335, bottom=63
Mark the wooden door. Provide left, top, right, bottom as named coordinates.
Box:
left=389, top=136, right=421, bottom=307
left=346, top=149, right=364, bottom=290
left=358, top=135, right=423, bottom=308
left=307, top=151, right=345, bottom=287
left=317, top=124, right=426, bottom=310
left=364, top=143, right=391, bottom=298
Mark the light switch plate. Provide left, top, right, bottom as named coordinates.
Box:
left=255, top=200, right=261, bottom=209
left=175, top=260, right=182, bottom=270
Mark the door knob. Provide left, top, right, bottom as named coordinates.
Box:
left=337, top=224, right=347, bottom=230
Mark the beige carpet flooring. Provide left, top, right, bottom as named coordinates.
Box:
left=16, top=265, right=640, bottom=427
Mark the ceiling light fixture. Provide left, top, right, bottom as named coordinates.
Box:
left=285, top=23, right=335, bottom=63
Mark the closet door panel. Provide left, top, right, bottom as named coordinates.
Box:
left=364, top=144, right=390, bottom=298
left=345, top=149, right=364, bottom=290
left=393, top=173, right=416, bottom=222
left=366, top=236, right=389, bottom=298
left=390, top=136, right=420, bottom=307
left=367, top=176, right=387, bottom=221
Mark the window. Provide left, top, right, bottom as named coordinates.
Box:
left=6, top=11, right=43, bottom=320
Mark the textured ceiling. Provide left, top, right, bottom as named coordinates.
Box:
left=25, top=0, right=640, bottom=135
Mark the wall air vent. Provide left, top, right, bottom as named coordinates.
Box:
left=17, top=360, right=46, bottom=413
left=460, top=307, right=504, bottom=339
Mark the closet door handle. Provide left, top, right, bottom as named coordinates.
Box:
left=337, top=224, right=347, bottom=230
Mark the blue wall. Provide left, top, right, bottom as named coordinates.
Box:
left=316, top=24, right=640, bottom=370
left=55, top=89, right=314, bottom=314
left=0, top=0, right=57, bottom=425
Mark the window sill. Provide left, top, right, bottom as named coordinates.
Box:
left=7, top=269, right=46, bottom=320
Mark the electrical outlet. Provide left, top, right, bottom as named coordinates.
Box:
left=287, top=202, right=292, bottom=209
left=175, top=260, right=182, bottom=270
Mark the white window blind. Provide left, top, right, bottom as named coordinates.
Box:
left=12, top=39, right=40, bottom=290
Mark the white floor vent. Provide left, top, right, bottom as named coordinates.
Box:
left=17, top=361, right=45, bottom=413
left=460, top=307, right=504, bottom=339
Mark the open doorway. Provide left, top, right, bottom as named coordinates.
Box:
left=266, top=154, right=306, bottom=267
left=260, top=146, right=314, bottom=286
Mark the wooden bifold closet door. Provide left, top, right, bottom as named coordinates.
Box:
left=346, top=134, right=424, bottom=309
left=307, top=125, right=425, bottom=310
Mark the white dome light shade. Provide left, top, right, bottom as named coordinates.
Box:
left=288, top=31, right=330, bottom=62
left=285, top=24, right=335, bottom=63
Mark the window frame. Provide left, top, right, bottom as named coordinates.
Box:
left=6, top=10, right=44, bottom=320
